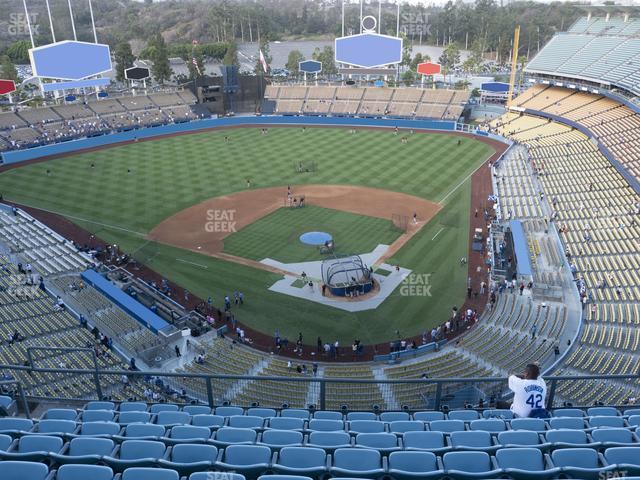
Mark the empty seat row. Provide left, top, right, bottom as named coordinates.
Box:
left=1, top=444, right=640, bottom=479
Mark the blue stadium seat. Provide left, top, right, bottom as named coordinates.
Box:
left=248, top=408, right=277, bottom=419
left=158, top=443, right=219, bottom=475
left=510, top=418, right=547, bottom=432
left=330, top=447, right=385, bottom=478
left=551, top=447, right=612, bottom=480
left=165, top=425, right=211, bottom=444
left=155, top=411, right=191, bottom=427
left=429, top=420, right=465, bottom=433
left=267, top=417, right=305, bottom=431
left=103, top=439, right=167, bottom=472
left=449, top=431, right=496, bottom=452
left=260, top=429, right=303, bottom=448
left=216, top=444, right=272, bottom=478
left=552, top=409, right=585, bottom=418
left=259, top=476, right=310, bottom=480
left=306, top=431, right=352, bottom=451
left=149, top=404, right=179, bottom=414
left=0, top=434, right=63, bottom=462
left=448, top=410, right=480, bottom=422
left=211, top=427, right=257, bottom=447
left=588, top=416, right=625, bottom=428
left=442, top=451, right=502, bottom=479
left=495, top=447, right=560, bottom=480
left=549, top=417, right=585, bottom=430
left=313, top=411, right=343, bottom=421
left=41, top=409, right=77, bottom=421
left=348, top=420, right=385, bottom=434
left=346, top=412, right=377, bottom=421
left=228, top=415, right=265, bottom=429
left=623, top=409, right=640, bottom=417
left=628, top=415, right=640, bottom=429
left=413, top=411, right=445, bottom=422
left=354, top=432, right=401, bottom=452
left=119, top=402, right=148, bottom=413
left=388, top=421, right=424, bottom=434
left=121, top=467, right=178, bottom=480
left=182, top=406, right=212, bottom=416
left=387, top=451, right=444, bottom=480
left=482, top=409, right=514, bottom=419
left=604, top=447, right=640, bottom=475
left=122, top=423, right=165, bottom=439
left=85, top=402, right=115, bottom=411
left=280, top=409, right=311, bottom=420
left=587, top=407, right=619, bottom=417
left=308, top=419, right=344, bottom=432
left=0, top=433, right=12, bottom=451
left=591, top=428, right=639, bottom=447
left=498, top=430, right=547, bottom=449
left=52, top=437, right=115, bottom=465
left=189, top=472, right=246, bottom=480
left=274, top=446, right=328, bottom=478
left=34, top=419, right=78, bottom=436
left=191, top=474, right=245, bottom=480
left=81, top=410, right=115, bottom=423
left=403, top=431, right=450, bottom=454
left=56, top=464, right=114, bottom=480
left=79, top=421, right=121, bottom=437
left=469, top=419, right=506, bottom=432
left=0, top=417, right=33, bottom=435
left=545, top=429, right=591, bottom=449
left=215, top=406, right=244, bottom=417
left=0, top=460, right=51, bottom=480
left=191, top=414, right=225, bottom=429
left=379, top=412, right=410, bottom=422
left=118, top=412, right=152, bottom=425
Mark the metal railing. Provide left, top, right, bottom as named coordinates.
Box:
left=0, top=363, right=638, bottom=412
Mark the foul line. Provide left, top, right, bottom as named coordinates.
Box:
left=431, top=227, right=445, bottom=241
left=175, top=258, right=208, bottom=269
left=438, top=150, right=496, bottom=205
left=11, top=203, right=146, bottom=237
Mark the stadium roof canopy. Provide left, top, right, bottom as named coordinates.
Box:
left=525, top=17, right=640, bottom=97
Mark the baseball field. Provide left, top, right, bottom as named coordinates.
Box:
left=0, top=126, right=496, bottom=344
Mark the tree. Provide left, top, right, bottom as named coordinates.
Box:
left=223, top=41, right=239, bottom=66
left=410, top=53, right=424, bottom=71
left=401, top=69, right=416, bottom=86
left=5, top=40, right=30, bottom=63
left=255, top=39, right=272, bottom=75
left=438, top=42, right=461, bottom=83
left=149, top=33, right=172, bottom=84
left=312, top=46, right=336, bottom=76
left=401, top=35, right=412, bottom=69
left=114, top=42, right=135, bottom=82
left=0, top=56, right=19, bottom=84
left=285, top=49, right=304, bottom=76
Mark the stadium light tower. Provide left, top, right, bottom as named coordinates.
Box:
left=506, top=25, right=520, bottom=110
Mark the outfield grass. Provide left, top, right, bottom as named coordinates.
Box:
left=223, top=205, right=401, bottom=263
left=0, top=127, right=493, bottom=344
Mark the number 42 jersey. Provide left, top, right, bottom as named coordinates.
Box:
left=508, top=375, right=547, bottom=418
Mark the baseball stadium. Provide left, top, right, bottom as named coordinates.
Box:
left=0, top=1, right=638, bottom=479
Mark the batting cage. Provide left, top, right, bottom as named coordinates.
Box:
left=391, top=213, right=410, bottom=232
left=321, top=254, right=374, bottom=297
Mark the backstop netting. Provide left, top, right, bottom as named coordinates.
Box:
left=392, top=213, right=410, bottom=232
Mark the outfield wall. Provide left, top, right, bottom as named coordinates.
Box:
left=1, top=116, right=461, bottom=165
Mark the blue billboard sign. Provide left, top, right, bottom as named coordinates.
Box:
left=299, top=60, right=322, bottom=74
left=335, top=33, right=402, bottom=68
left=29, top=40, right=112, bottom=80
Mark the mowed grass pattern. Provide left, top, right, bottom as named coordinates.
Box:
left=0, top=127, right=493, bottom=343
left=223, top=205, right=401, bottom=263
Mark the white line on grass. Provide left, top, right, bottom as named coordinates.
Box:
left=17, top=205, right=147, bottom=237
left=438, top=150, right=495, bottom=205
left=176, top=258, right=208, bottom=269
left=432, top=227, right=445, bottom=241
